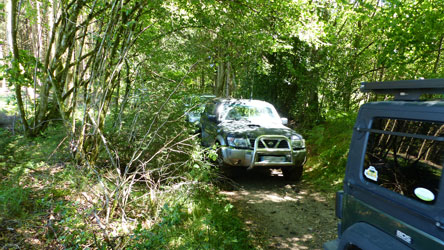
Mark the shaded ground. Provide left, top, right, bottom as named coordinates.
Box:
left=220, top=169, right=338, bottom=250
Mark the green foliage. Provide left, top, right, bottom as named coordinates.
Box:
left=6, top=0, right=444, bottom=248
left=106, top=89, right=196, bottom=172
left=129, top=185, right=252, bottom=250
left=0, top=125, right=93, bottom=248
left=93, top=87, right=252, bottom=247
left=0, top=50, right=43, bottom=88
left=53, top=201, right=101, bottom=250
left=240, top=37, right=323, bottom=126
left=0, top=123, right=69, bottom=164
left=234, top=0, right=444, bottom=127
left=0, top=94, right=17, bottom=111
left=303, top=112, right=356, bottom=192
left=0, top=168, right=33, bottom=218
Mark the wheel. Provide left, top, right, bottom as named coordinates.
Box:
left=282, top=165, right=303, bottom=181
left=345, top=244, right=362, bottom=250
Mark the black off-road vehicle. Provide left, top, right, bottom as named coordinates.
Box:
left=185, top=94, right=216, bottom=125
left=324, top=79, right=444, bottom=250
left=200, top=98, right=306, bottom=181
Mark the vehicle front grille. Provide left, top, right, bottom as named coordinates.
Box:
left=249, top=138, right=290, bottom=149
left=250, top=139, right=263, bottom=148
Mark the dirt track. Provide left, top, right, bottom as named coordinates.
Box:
left=220, top=169, right=338, bottom=250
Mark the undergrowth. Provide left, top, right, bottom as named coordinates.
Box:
left=0, top=121, right=253, bottom=249
left=130, top=186, right=251, bottom=249
left=303, top=112, right=356, bottom=193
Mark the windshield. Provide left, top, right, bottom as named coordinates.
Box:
left=221, top=104, right=281, bottom=123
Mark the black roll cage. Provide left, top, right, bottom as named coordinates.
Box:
left=361, top=78, right=444, bottom=101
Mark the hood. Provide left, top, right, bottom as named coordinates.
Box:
left=218, top=119, right=302, bottom=139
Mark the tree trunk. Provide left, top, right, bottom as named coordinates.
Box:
left=215, top=61, right=225, bottom=96
left=6, top=0, right=31, bottom=134
left=200, top=66, right=205, bottom=90
left=35, top=0, right=57, bottom=133
left=225, top=61, right=231, bottom=97
left=0, top=44, right=5, bottom=89
left=215, top=61, right=234, bottom=97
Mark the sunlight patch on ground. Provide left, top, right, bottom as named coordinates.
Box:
left=310, top=193, right=327, bottom=203
left=228, top=186, right=319, bottom=205
left=221, top=174, right=338, bottom=250
left=270, top=169, right=283, bottom=176
left=302, top=162, right=322, bottom=173
left=264, top=193, right=286, bottom=203
left=237, top=190, right=303, bottom=204
left=221, top=191, right=237, bottom=197
left=333, top=178, right=343, bottom=186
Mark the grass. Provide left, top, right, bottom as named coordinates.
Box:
left=302, top=112, right=356, bottom=193
left=0, top=123, right=254, bottom=249
left=0, top=91, right=16, bottom=115
left=130, top=186, right=252, bottom=249
left=0, top=125, right=78, bottom=249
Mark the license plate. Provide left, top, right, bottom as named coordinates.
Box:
left=260, top=156, right=287, bottom=163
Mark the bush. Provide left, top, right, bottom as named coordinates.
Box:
left=304, top=112, right=356, bottom=192
left=129, top=184, right=252, bottom=250
left=0, top=85, right=254, bottom=249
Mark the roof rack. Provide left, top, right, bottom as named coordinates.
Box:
left=360, top=78, right=444, bottom=100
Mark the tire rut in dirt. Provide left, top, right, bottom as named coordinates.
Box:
left=220, top=169, right=338, bottom=250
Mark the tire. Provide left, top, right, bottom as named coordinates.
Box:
left=345, top=244, right=362, bottom=250
left=282, top=165, right=303, bottom=181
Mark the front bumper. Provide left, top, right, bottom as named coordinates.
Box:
left=220, top=135, right=306, bottom=169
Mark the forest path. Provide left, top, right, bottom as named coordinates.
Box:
left=0, top=111, right=16, bottom=129
left=220, top=169, right=338, bottom=250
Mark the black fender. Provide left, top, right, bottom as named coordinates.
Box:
left=338, top=223, right=411, bottom=250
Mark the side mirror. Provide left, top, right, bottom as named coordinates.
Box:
left=281, top=117, right=288, bottom=125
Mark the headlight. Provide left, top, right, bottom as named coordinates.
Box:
left=291, top=135, right=305, bottom=149
left=227, top=136, right=249, bottom=148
